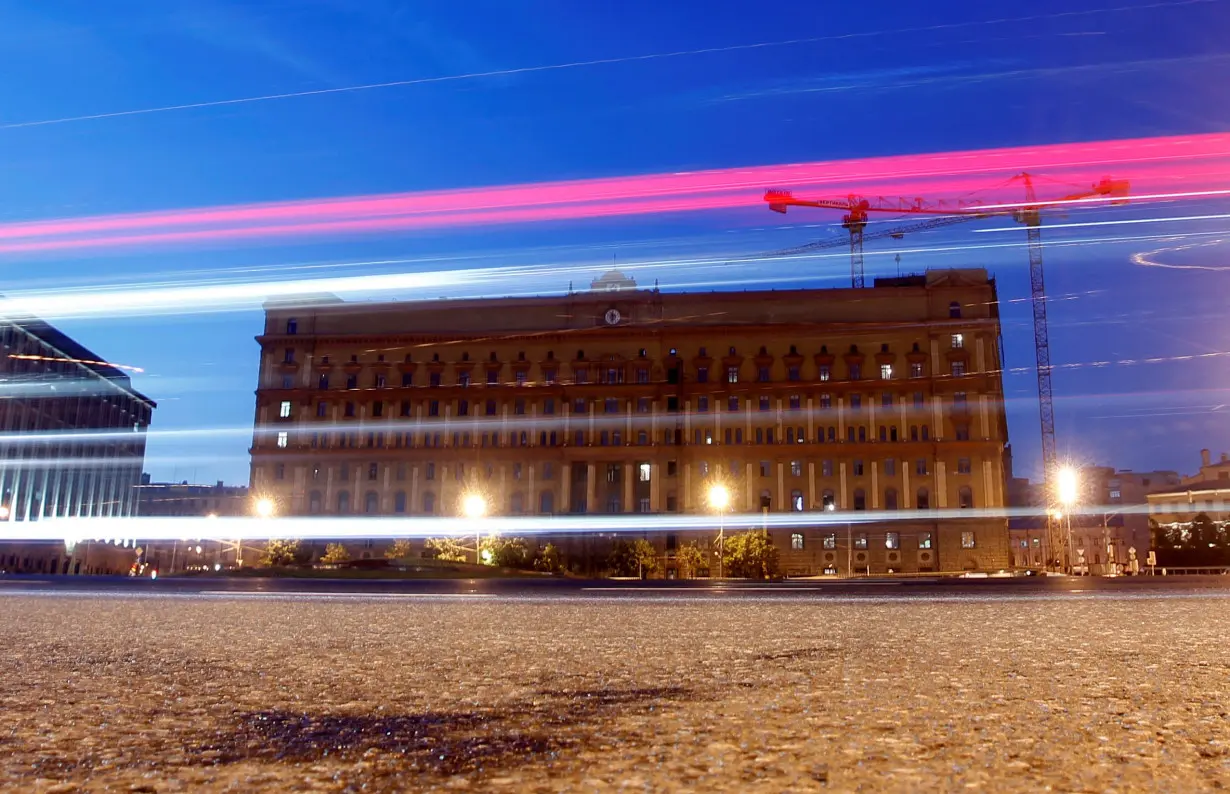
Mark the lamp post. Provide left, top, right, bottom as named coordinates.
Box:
left=461, top=492, right=488, bottom=565
left=250, top=497, right=276, bottom=567
left=1057, top=466, right=1079, bottom=574
left=708, top=484, right=730, bottom=579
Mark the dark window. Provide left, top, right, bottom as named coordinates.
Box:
left=372, top=402, right=383, bottom=417
left=286, top=318, right=297, bottom=334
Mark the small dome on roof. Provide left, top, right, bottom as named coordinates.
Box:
left=589, top=269, right=637, bottom=292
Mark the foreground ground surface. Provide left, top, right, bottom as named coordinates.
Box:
left=2, top=578, right=1228, bottom=792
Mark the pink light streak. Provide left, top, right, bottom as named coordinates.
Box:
left=2, top=132, right=1229, bottom=254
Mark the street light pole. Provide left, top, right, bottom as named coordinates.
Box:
left=708, top=484, right=730, bottom=580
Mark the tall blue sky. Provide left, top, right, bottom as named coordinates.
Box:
left=1, top=0, right=1228, bottom=485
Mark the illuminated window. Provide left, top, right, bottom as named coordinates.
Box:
left=855, top=533, right=868, bottom=549
left=951, top=333, right=964, bottom=349
left=276, top=431, right=288, bottom=448
left=823, top=534, right=836, bottom=549
left=919, top=532, right=933, bottom=549
left=791, top=490, right=804, bottom=511
left=726, top=366, right=739, bottom=383
left=638, top=463, right=651, bottom=482
left=790, top=460, right=802, bottom=476
left=791, top=533, right=804, bottom=550
left=885, top=532, right=900, bottom=550
left=279, top=400, right=292, bottom=418
left=818, top=365, right=831, bottom=381
left=961, top=531, right=976, bottom=549
left=880, top=364, right=892, bottom=380
left=910, top=362, right=923, bottom=378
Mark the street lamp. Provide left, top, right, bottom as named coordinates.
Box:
left=708, top=483, right=730, bottom=579
left=1057, top=466, right=1079, bottom=574
left=461, top=492, right=488, bottom=566
left=0, top=505, right=9, bottom=520
left=254, top=497, right=276, bottom=519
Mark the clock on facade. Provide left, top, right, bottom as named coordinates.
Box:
left=603, top=308, right=622, bottom=326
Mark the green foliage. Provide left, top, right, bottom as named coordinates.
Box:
left=385, top=539, right=415, bottom=560
left=481, top=535, right=532, bottom=568
left=674, top=542, right=707, bottom=579
left=262, top=538, right=307, bottom=567
left=721, top=530, right=780, bottom=579
left=320, top=543, right=351, bottom=564
left=608, top=538, right=660, bottom=578
left=533, top=543, right=563, bottom=573
left=424, top=537, right=471, bottom=563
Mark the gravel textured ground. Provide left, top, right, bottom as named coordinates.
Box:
left=2, top=590, right=1229, bottom=792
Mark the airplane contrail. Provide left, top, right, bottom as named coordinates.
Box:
left=0, top=0, right=1207, bottom=130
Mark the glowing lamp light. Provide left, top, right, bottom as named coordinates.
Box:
left=708, top=484, right=730, bottom=512
left=480, top=548, right=494, bottom=565
left=0, top=505, right=9, bottom=520
left=462, top=493, right=487, bottom=519
left=254, top=498, right=276, bottom=518
left=1057, top=467, right=1079, bottom=507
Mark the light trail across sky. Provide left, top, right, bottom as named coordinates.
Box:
left=0, top=132, right=1227, bottom=255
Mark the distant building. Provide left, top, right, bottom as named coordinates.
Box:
left=1006, top=476, right=1047, bottom=569
left=0, top=314, right=155, bottom=575
left=1147, top=449, right=1230, bottom=526
left=249, top=268, right=1012, bottom=575
left=135, top=476, right=251, bottom=573
left=1077, top=466, right=1180, bottom=573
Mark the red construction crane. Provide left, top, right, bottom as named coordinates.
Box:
left=764, top=174, right=1129, bottom=571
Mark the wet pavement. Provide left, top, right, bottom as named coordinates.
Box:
left=2, top=578, right=1229, bottom=791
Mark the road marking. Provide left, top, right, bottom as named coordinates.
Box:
left=582, top=583, right=902, bottom=592
left=0, top=579, right=50, bottom=585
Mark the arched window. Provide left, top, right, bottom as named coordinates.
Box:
left=853, top=488, right=866, bottom=510
left=539, top=490, right=554, bottom=514
left=365, top=491, right=378, bottom=514
left=511, top=492, right=525, bottom=514
left=949, top=301, right=962, bottom=318
left=885, top=488, right=898, bottom=510
left=959, top=485, right=974, bottom=509
left=917, top=487, right=930, bottom=510
left=337, top=491, right=350, bottom=514
left=309, top=490, right=322, bottom=514
left=394, top=491, right=406, bottom=513
left=422, top=491, right=436, bottom=514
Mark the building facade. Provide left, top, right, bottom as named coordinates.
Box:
left=136, top=477, right=252, bottom=573
left=250, top=269, right=1012, bottom=575
left=1147, top=449, right=1230, bottom=526
left=0, top=314, right=155, bottom=574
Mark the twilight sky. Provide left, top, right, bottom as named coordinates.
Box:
left=0, top=0, right=1228, bottom=485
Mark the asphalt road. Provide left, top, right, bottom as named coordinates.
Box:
left=2, top=576, right=1229, bottom=792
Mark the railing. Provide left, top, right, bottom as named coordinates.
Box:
left=1146, top=566, right=1230, bottom=576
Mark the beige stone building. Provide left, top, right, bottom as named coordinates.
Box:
left=1147, top=449, right=1230, bottom=526
left=249, top=268, right=1011, bottom=575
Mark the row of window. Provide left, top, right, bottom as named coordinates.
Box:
left=300, top=486, right=978, bottom=516
left=284, top=390, right=974, bottom=419
left=277, top=420, right=975, bottom=450
left=276, top=357, right=972, bottom=391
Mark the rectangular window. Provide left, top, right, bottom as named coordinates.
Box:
left=952, top=361, right=966, bottom=377
left=276, top=431, right=288, bottom=448
left=855, top=533, right=868, bottom=549
left=885, top=458, right=896, bottom=476
left=574, top=368, right=588, bottom=384
left=279, top=400, right=292, bottom=418
left=667, top=460, right=678, bottom=476
left=853, top=459, right=864, bottom=476
left=368, top=463, right=378, bottom=481
left=849, top=363, right=861, bottom=380
left=697, top=366, right=709, bottom=383
left=604, top=398, right=619, bottom=414
left=428, top=400, right=439, bottom=417
left=372, top=401, right=383, bottom=417
left=513, top=463, right=523, bottom=480
left=880, top=364, right=892, bottom=380
left=885, top=532, right=900, bottom=550
left=281, top=374, right=295, bottom=389
left=400, top=400, right=411, bottom=417
left=958, top=458, right=971, bottom=474
left=344, top=401, right=356, bottom=418
left=788, top=366, right=800, bottom=381
left=458, top=371, right=471, bottom=387
left=544, top=369, right=557, bottom=385
left=283, top=348, right=295, bottom=363
left=319, top=373, right=330, bottom=390
left=274, top=463, right=285, bottom=480
left=954, top=391, right=967, bottom=406
left=726, top=366, right=739, bottom=383
left=638, top=497, right=651, bottom=513
left=487, top=369, right=498, bottom=385
left=951, top=333, right=964, bottom=349
left=758, top=366, right=770, bottom=382
left=316, top=401, right=328, bottom=418
left=820, top=394, right=831, bottom=410
left=915, top=459, right=927, bottom=475
left=791, top=533, right=804, bottom=550
left=956, top=425, right=970, bottom=441
left=823, top=534, right=836, bottom=549
left=819, top=365, right=831, bottom=382
left=515, top=398, right=526, bottom=415
left=401, top=372, right=413, bottom=387
left=638, top=463, right=651, bottom=482
left=698, top=396, right=709, bottom=413
left=913, top=392, right=924, bottom=408
left=919, top=532, right=933, bottom=550
left=822, top=459, right=833, bottom=477
left=635, top=368, right=649, bottom=384
left=574, top=398, right=587, bottom=414
left=727, top=395, right=739, bottom=412
left=758, top=396, right=770, bottom=412
left=458, top=399, right=469, bottom=417
left=790, top=460, right=802, bottom=476
left=759, top=461, right=771, bottom=477
left=961, top=531, right=976, bottom=549
left=286, top=318, right=297, bottom=335
left=516, top=370, right=527, bottom=385
left=375, top=373, right=387, bottom=388
left=882, top=392, right=893, bottom=408
left=637, top=397, right=651, bottom=413
left=910, top=361, right=923, bottom=378
left=850, top=393, right=862, bottom=409
left=789, top=394, right=801, bottom=410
